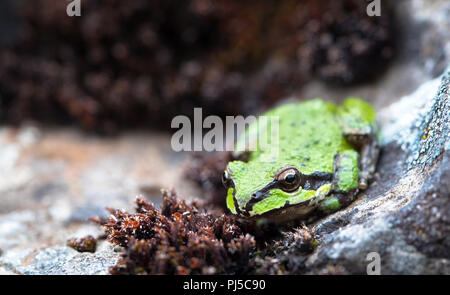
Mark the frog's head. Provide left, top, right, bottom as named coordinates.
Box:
left=222, top=160, right=304, bottom=218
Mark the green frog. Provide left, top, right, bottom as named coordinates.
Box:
left=222, top=98, right=379, bottom=223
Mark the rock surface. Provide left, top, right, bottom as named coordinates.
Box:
left=0, top=0, right=449, bottom=275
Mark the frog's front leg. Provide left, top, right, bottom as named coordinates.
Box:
left=321, top=151, right=360, bottom=215
left=336, top=98, right=380, bottom=189
left=331, top=151, right=359, bottom=193
left=319, top=152, right=360, bottom=214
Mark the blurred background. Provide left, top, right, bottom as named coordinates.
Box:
left=0, top=0, right=448, bottom=274
left=0, top=0, right=396, bottom=132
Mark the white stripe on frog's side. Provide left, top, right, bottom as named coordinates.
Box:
left=247, top=183, right=332, bottom=218
left=308, top=183, right=332, bottom=207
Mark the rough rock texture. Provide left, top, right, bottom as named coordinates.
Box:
left=0, top=0, right=449, bottom=275
left=11, top=243, right=118, bottom=275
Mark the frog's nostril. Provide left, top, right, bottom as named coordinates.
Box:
left=251, top=192, right=265, bottom=200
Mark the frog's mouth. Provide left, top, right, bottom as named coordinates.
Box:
left=242, top=171, right=334, bottom=216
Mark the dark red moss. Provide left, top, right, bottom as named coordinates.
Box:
left=66, top=235, right=97, bottom=253
left=271, top=225, right=316, bottom=255
left=93, top=189, right=260, bottom=275
left=92, top=187, right=330, bottom=274
left=251, top=226, right=317, bottom=274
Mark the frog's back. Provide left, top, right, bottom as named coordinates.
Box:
left=255, top=99, right=352, bottom=175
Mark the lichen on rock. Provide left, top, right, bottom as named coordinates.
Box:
left=380, top=66, right=449, bottom=171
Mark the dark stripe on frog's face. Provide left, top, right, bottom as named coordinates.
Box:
left=244, top=171, right=333, bottom=214
left=244, top=180, right=278, bottom=213
left=300, top=171, right=333, bottom=190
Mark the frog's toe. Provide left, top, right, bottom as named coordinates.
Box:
left=358, top=170, right=370, bottom=189
left=358, top=179, right=368, bottom=190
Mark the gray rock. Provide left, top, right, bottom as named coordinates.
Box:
left=16, top=242, right=119, bottom=275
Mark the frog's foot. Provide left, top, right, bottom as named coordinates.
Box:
left=342, top=133, right=379, bottom=189
left=358, top=136, right=379, bottom=189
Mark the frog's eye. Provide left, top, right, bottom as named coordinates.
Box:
left=276, top=168, right=301, bottom=192
left=222, top=170, right=232, bottom=187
